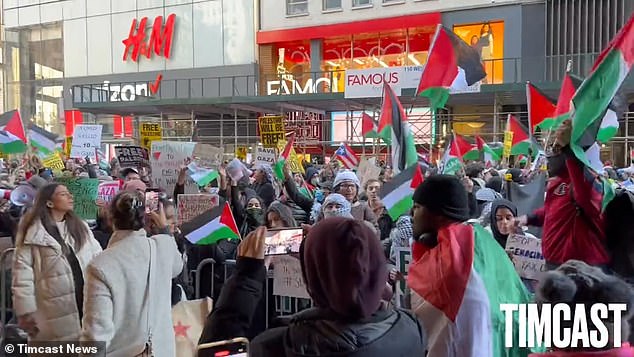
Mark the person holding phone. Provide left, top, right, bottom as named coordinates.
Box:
left=81, top=190, right=183, bottom=356
left=198, top=218, right=426, bottom=356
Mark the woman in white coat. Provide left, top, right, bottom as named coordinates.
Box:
left=12, top=183, right=102, bottom=341
left=81, top=190, right=183, bottom=357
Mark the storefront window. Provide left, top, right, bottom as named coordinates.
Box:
left=351, top=32, right=380, bottom=69
left=453, top=21, right=505, bottom=84
left=379, top=30, right=407, bottom=68
left=407, top=27, right=433, bottom=66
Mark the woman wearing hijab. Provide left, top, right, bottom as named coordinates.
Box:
left=488, top=199, right=536, bottom=248
left=266, top=201, right=297, bottom=229
left=252, top=164, right=277, bottom=209
left=198, top=220, right=427, bottom=356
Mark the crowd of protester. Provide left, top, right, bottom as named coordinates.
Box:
left=1, top=120, right=634, bottom=356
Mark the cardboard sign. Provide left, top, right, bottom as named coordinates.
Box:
left=56, top=178, right=99, bottom=220
left=356, top=158, right=382, bottom=192
left=177, top=194, right=220, bottom=225
left=140, top=122, right=162, bottom=150
left=115, top=146, right=149, bottom=168
left=394, top=247, right=412, bottom=294
left=97, top=181, right=120, bottom=203
left=505, top=234, right=546, bottom=280
left=42, top=152, right=65, bottom=172
left=236, top=147, right=248, bottom=161
left=259, top=116, right=285, bottom=148
left=70, top=125, right=103, bottom=161
left=255, top=147, right=276, bottom=167
left=150, top=141, right=197, bottom=195
left=273, top=255, right=310, bottom=299
left=503, top=130, right=514, bottom=159
left=192, top=143, right=224, bottom=169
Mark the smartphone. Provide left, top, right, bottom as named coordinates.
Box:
left=145, top=191, right=159, bottom=213
left=197, top=338, right=248, bottom=357
left=264, top=228, right=304, bottom=256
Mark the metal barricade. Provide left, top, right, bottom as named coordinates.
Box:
left=194, top=258, right=216, bottom=299
left=1, top=248, right=15, bottom=340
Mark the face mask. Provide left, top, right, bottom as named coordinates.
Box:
left=246, top=207, right=264, bottom=223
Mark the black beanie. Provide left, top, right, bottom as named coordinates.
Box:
left=413, top=175, right=470, bottom=222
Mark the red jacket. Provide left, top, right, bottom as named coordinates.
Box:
left=527, top=153, right=609, bottom=266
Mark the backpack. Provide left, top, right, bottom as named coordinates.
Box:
left=603, top=188, right=634, bottom=280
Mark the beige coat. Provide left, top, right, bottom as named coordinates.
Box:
left=81, top=229, right=183, bottom=357
left=12, top=219, right=102, bottom=341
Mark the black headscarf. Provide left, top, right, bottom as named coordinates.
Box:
left=489, top=199, right=518, bottom=248
left=486, top=176, right=503, bottom=194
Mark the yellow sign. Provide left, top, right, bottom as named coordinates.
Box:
left=42, top=152, right=65, bottom=172
left=236, top=147, right=248, bottom=161
left=259, top=116, right=285, bottom=148
left=140, top=122, right=162, bottom=150
left=277, top=139, right=304, bottom=174
left=503, top=130, right=514, bottom=158
left=65, top=136, right=72, bottom=158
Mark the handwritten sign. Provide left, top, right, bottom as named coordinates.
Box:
left=357, top=158, right=381, bottom=192
left=42, top=152, right=65, bottom=172
left=70, top=125, right=103, bottom=161
left=255, top=147, right=276, bottom=167
left=150, top=141, right=196, bottom=195
left=503, top=130, right=514, bottom=159
left=97, top=181, right=120, bottom=203
left=394, top=247, right=412, bottom=294
left=57, top=178, right=99, bottom=220
left=273, top=255, right=310, bottom=299
left=115, top=146, right=149, bottom=168
left=505, top=234, right=546, bottom=280
left=259, top=116, right=285, bottom=148
left=192, top=143, right=224, bottom=169
left=140, top=122, right=162, bottom=150
left=177, top=194, right=220, bottom=225
left=235, top=147, right=247, bottom=161
left=65, top=136, right=72, bottom=157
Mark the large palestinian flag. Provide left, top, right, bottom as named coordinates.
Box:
left=507, top=114, right=532, bottom=156
left=538, top=72, right=583, bottom=132
left=454, top=133, right=478, bottom=161
left=0, top=110, right=27, bottom=154
left=180, top=203, right=240, bottom=245
left=526, top=82, right=556, bottom=135
left=29, top=124, right=61, bottom=157
left=379, top=164, right=424, bottom=221
left=408, top=222, right=531, bottom=357
left=361, top=112, right=379, bottom=138
left=378, top=83, right=418, bottom=174
left=416, top=25, right=486, bottom=113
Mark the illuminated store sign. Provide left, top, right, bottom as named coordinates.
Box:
left=122, top=13, right=176, bottom=62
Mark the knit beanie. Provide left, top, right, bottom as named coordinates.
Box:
left=333, top=170, right=360, bottom=191
left=301, top=217, right=387, bottom=320
left=412, top=175, right=470, bottom=222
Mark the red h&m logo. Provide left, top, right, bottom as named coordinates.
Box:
left=122, top=13, right=176, bottom=62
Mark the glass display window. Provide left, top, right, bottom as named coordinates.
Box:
left=453, top=21, right=505, bottom=84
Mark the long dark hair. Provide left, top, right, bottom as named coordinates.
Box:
left=110, top=190, right=145, bottom=231
left=18, top=183, right=90, bottom=253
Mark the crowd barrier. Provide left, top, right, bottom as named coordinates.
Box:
left=0, top=248, right=15, bottom=342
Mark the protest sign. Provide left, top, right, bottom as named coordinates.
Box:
left=57, top=178, right=99, bottom=220
left=192, top=143, right=224, bottom=169
left=255, top=147, right=276, bottom=167
left=357, top=158, right=382, bottom=191
left=42, top=153, right=65, bottom=172
left=394, top=247, right=412, bottom=294
left=150, top=141, right=197, bottom=195
left=70, top=125, right=103, bottom=161
left=177, top=194, right=220, bottom=225
left=503, top=130, right=514, bottom=159
left=273, top=255, right=310, bottom=299
left=235, top=147, right=247, bottom=161
left=115, top=146, right=149, bottom=168
left=505, top=234, right=546, bottom=280
left=64, top=136, right=72, bottom=157
left=140, top=122, right=162, bottom=150
left=97, top=181, right=120, bottom=203
left=259, top=116, right=285, bottom=148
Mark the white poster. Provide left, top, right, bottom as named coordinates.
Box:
left=505, top=234, right=546, bottom=280
left=272, top=255, right=310, bottom=299
left=70, top=125, right=103, bottom=161
left=254, top=147, right=277, bottom=167
left=344, top=66, right=423, bottom=99
left=150, top=141, right=197, bottom=195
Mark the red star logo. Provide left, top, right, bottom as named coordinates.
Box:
left=173, top=321, right=190, bottom=338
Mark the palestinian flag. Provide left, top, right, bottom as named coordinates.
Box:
left=0, top=110, right=27, bottom=154
left=29, top=124, right=61, bottom=156
left=187, top=162, right=219, bottom=187
left=507, top=114, right=532, bottom=155
left=440, top=138, right=463, bottom=175
left=476, top=136, right=500, bottom=166
left=416, top=25, right=486, bottom=113
left=408, top=222, right=531, bottom=357
left=454, top=133, right=478, bottom=161
left=569, top=15, right=633, bottom=209
left=273, top=133, right=295, bottom=181
left=361, top=112, right=378, bottom=138
left=539, top=72, right=583, bottom=132
left=180, top=203, right=240, bottom=245
left=379, top=83, right=418, bottom=174
left=379, top=164, right=424, bottom=221
left=526, top=82, right=556, bottom=135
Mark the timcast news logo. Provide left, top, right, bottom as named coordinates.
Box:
left=501, top=303, right=627, bottom=348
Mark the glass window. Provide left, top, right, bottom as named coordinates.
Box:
left=407, top=27, right=434, bottom=66
left=352, top=0, right=372, bottom=7
left=382, top=0, right=403, bottom=3
left=351, top=32, right=380, bottom=69
left=453, top=21, right=505, bottom=84
left=287, top=0, right=308, bottom=15
left=323, top=0, right=342, bottom=10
